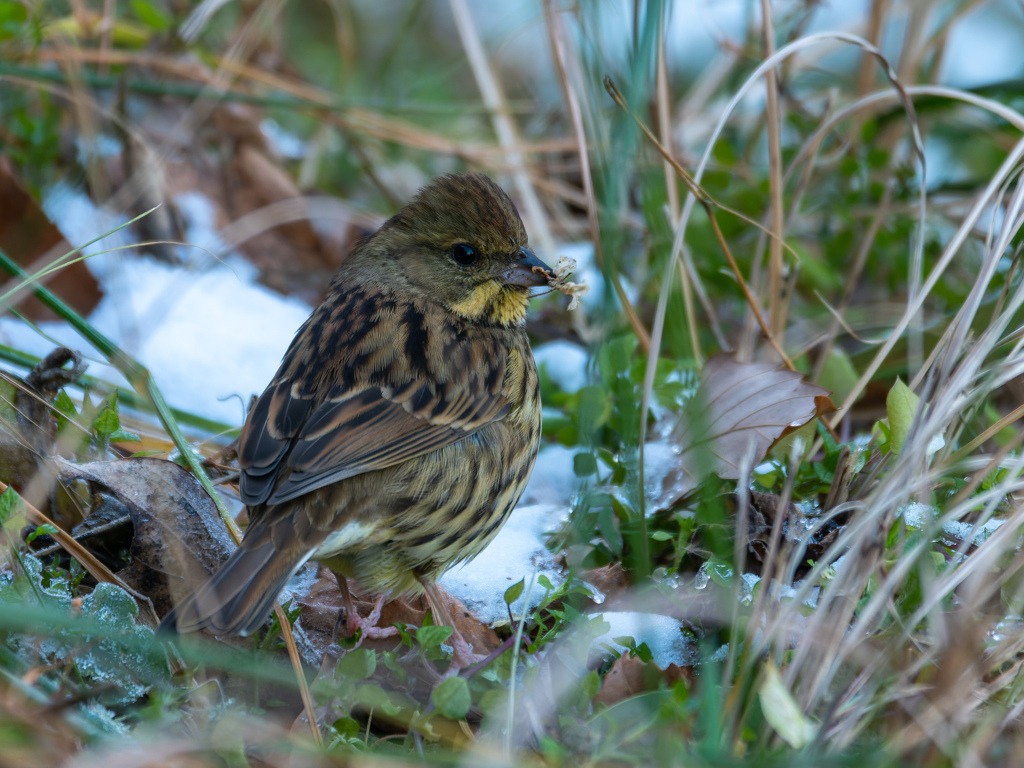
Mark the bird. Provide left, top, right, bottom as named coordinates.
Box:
left=161, top=173, right=549, bottom=663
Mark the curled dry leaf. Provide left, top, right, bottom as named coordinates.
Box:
left=52, top=456, right=235, bottom=618
left=665, top=354, right=834, bottom=502
left=545, top=255, right=588, bottom=310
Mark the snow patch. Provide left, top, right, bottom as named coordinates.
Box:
left=591, top=611, right=696, bottom=668
left=520, top=444, right=578, bottom=508
left=440, top=504, right=566, bottom=626
left=534, top=340, right=588, bottom=393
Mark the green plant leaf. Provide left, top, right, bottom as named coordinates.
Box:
left=0, top=376, right=17, bottom=424
left=431, top=675, right=471, bottom=720
left=573, top=451, right=598, bottom=477
left=0, top=486, right=24, bottom=524
left=130, top=0, right=171, bottom=30
left=25, top=523, right=57, bottom=544
left=354, top=683, right=401, bottom=716
left=886, top=378, right=919, bottom=456
left=337, top=648, right=376, bottom=680
left=759, top=662, right=816, bottom=748
left=108, top=428, right=142, bottom=443
left=504, top=578, right=525, bottom=606
left=417, top=625, right=453, bottom=650
left=633, top=642, right=653, bottom=663
left=331, top=716, right=360, bottom=740
left=818, top=347, right=858, bottom=407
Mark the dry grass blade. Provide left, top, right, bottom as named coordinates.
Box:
left=275, top=603, right=322, bottom=748
left=760, top=0, right=785, bottom=340
left=654, top=20, right=699, bottom=362
left=448, top=0, right=555, bottom=260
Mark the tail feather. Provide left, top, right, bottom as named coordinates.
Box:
left=160, top=539, right=313, bottom=637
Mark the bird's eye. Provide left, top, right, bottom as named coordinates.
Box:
left=451, top=243, right=479, bottom=266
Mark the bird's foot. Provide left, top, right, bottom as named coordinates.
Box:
left=440, top=631, right=488, bottom=678
left=334, top=593, right=399, bottom=647
left=351, top=595, right=400, bottom=640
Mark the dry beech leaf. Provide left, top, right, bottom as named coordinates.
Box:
left=594, top=654, right=694, bottom=708
left=668, top=354, right=833, bottom=498
left=0, top=158, right=102, bottom=320
left=52, top=456, right=235, bottom=618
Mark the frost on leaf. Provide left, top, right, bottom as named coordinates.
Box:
left=664, top=354, right=833, bottom=501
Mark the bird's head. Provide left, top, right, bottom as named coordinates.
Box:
left=367, top=173, right=551, bottom=327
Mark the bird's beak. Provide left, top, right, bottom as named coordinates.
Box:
left=502, top=247, right=552, bottom=288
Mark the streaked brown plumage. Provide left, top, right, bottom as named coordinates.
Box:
left=162, top=173, right=548, bottom=644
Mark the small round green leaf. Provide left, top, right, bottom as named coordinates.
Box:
left=417, top=625, right=453, bottom=649
left=337, top=648, right=376, bottom=680
left=431, top=675, right=471, bottom=720
left=504, top=578, right=525, bottom=606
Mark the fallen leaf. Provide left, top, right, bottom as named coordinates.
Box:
left=662, top=663, right=695, bottom=688
left=593, top=654, right=647, bottom=707
left=0, top=157, right=102, bottom=320
left=593, top=653, right=694, bottom=707
left=666, top=354, right=833, bottom=500
left=52, top=456, right=235, bottom=618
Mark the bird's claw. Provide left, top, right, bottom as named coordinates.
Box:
left=334, top=593, right=399, bottom=649
left=440, top=633, right=488, bottom=678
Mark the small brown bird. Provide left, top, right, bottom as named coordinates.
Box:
left=162, top=173, right=548, bottom=658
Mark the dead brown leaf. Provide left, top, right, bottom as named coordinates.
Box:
left=665, top=354, right=833, bottom=501
left=593, top=653, right=693, bottom=708
left=0, top=157, right=103, bottom=320
left=52, top=456, right=234, bottom=618
left=662, top=663, right=696, bottom=688
left=593, top=654, right=647, bottom=707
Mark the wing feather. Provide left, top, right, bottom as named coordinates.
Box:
left=237, top=290, right=509, bottom=507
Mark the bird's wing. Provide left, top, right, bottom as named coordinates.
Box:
left=237, top=337, right=509, bottom=507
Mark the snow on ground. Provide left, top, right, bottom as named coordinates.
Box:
left=519, top=443, right=578, bottom=508
left=0, top=254, right=312, bottom=427
left=439, top=504, right=567, bottom=626
left=591, top=611, right=696, bottom=668
left=3, top=185, right=313, bottom=427
left=534, top=340, right=588, bottom=393
left=900, top=502, right=1007, bottom=547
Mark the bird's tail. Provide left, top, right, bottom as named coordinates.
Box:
left=159, top=535, right=313, bottom=637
